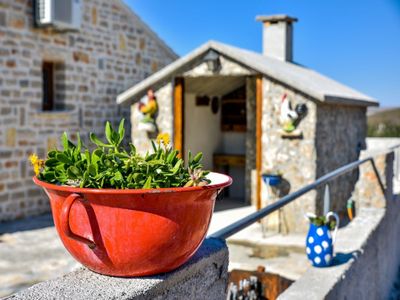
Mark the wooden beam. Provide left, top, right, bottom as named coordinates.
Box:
left=173, top=77, right=184, bottom=157
left=256, top=76, right=263, bottom=210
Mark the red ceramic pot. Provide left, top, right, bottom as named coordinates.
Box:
left=33, top=172, right=231, bottom=277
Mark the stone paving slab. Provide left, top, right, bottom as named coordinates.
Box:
left=0, top=224, right=79, bottom=298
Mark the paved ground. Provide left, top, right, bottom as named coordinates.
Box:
left=0, top=215, right=79, bottom=297
left=0, top=199, right=309, bottom=298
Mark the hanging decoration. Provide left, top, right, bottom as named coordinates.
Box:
left=278, top=93, right=308, bottom=137
left=138, top=89, right=158, bottom=132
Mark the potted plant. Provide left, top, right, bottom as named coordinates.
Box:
left=305, top=212, right=339, bottom=267
left=261, top=168, right=283, bottom=186
left=30, top=119, right=231, bottom=277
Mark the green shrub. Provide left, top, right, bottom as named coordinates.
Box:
left=367, top=123, right=400, bottom=137
left=31, top=119, right=210, bottom=189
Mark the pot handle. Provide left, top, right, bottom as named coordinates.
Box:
left=61, top=193, right=96, bottom=249
left=216, top=188, right=225, bottom=201
left=326, top=211, right=339, bottom=245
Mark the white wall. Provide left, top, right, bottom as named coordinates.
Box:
left=221, top=132, right=246, bottom=154
left=184, top=93, right=222, bottom=169
left=221, top=132, right=246, bottom=198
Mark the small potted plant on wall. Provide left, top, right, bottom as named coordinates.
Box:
left=305, top=212, right=339, bottom=267
left=262, top=167, right=283, bottom=187
left=30, top=119, right=231, bottom=277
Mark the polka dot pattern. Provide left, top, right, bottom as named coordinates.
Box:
left=306, top=224, right=334, bottom=268
left=324, top=254, right=331, bottom=264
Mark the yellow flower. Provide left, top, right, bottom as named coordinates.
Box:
left=156, top=133, right=170, bottom=147
left=29, top=153, right=44, bottom=176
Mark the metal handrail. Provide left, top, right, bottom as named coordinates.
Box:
left=209, top=145, right=400, bottom=240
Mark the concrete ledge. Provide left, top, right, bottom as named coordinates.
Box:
left=7, top=238, right=228, bottom=300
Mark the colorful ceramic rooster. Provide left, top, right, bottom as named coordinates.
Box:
left=139, top=89, right=157, bottom=122
left=279, top=94, right=298, bottom=132
left=138, top=89, right=158, bottom=132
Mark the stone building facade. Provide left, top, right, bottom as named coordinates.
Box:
left=117, top=15, right=378, bottom=233
left=0, top=0, right=177, bottom=221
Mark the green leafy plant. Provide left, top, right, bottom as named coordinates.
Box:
left=263, top=167, right=283, bottom=176
left=306, top=213, right=336, bottom=231
left=32, top=119, right=210, bottom=189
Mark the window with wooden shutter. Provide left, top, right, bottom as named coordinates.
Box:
left=42, top=62, right=54, bottom=111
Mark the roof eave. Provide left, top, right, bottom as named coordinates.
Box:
left=324, top=95, right=379, bottom=107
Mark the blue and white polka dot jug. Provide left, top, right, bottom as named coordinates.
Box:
left=305, top=212, right=339, bottom=267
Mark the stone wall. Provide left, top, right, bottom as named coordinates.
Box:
left=245, top=77, right=256, bottom=204
left=315, top=104, right=367, bottom=217
left=8, top=238, right=229, bottom=300
left=260, top=83, right=367, bottom=233
left=0, top=0, right=177, bottom=221
left=261, top=78, right=318, bottom=233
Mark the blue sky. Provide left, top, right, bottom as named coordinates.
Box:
left=126, top=0, right=400, bottom=107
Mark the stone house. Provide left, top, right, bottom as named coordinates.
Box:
left=0, top=0, right=177, bottom=221
left=117, top=15, right=378, bottom=232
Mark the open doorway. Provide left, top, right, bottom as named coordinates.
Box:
left=180, top=75, right=253, bottom=211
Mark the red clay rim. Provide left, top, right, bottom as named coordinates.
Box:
left=32, top=172, right=232, bottom=194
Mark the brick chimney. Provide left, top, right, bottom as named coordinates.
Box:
left=256, top=15, right=298, bottom=62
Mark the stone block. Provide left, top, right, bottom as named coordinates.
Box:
left=10, top=191, right=24, bottom=200
left=8, top=238, right=229, bottom=300
left=0, top=193, right=9, bottom=202
left=119, top=34, right=127, bottom=50
left=151, top=61, right=158, bottom=72
left=8, top=14, right=25, bottom=29
left=92, top=7, right=97, bottom=25
left=19, top=80, right=29, bottom=87
left=1, top=107, right=12, bottom=115
left=5, top=128, right=16, bottom=147
left=6, top=60, right=16, bottom=68
left=54, top=38, right=67, bottom=46
left=73, top=51, right=90, bottom=64
left=5, top=161, right=18, bottom=168
left=47, top=137, right=58, bottom=152
left=139, top=37, right=146, bottom=50
left=0, top=11, right=6, bottom=26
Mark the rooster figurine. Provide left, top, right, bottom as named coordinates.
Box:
left=279, top=94, right=308, bottom=134
left=279, top=94, right=298, bottom=132
left=139, top=89, right=157, bottom=118
left=138, top=89, right=158, bottom=132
